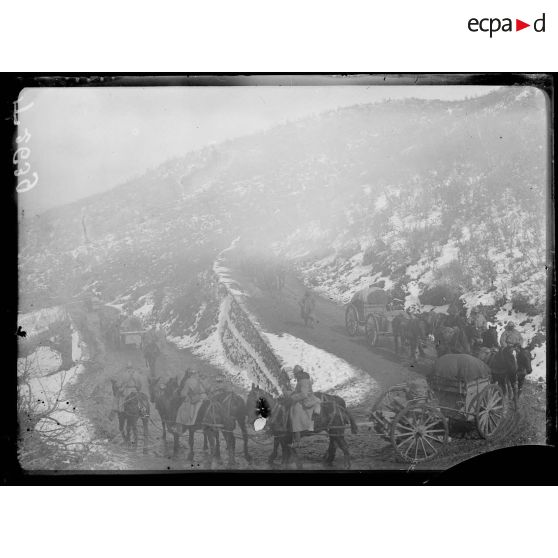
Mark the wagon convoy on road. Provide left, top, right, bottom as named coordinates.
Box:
left=100, top=275, right=530, bottom=468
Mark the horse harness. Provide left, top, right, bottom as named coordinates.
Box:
left=122, top=391, right=150, bottom=418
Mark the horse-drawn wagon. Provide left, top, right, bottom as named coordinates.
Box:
left=369, top=354, right=509, bottom=463
left=118, top=315, right=146, bottom=349
left=345, top=286, right=406, bottom=346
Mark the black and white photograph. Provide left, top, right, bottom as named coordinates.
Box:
left=14, top=76, right=550, bottom=474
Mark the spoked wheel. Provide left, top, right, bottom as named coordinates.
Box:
left=390, top=403, right=448, bottom=463
left=475, top=384, right=505, bottom=440
left=369, top=385, right=410, bottom=440
left=345, top=305, right=359, bottom=337
left=365, top=315, right=378, bottom=347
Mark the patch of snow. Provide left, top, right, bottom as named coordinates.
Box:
left=18, top=347, right=62, bottom=378
left=133, top=300, right=154, bottom=322
left=437, top=242, right=459, bottom=266
left=460, top=290, right=499, bottom=309
left=404, top=281, right=422, bottom=311
left=167, top=333, right=199, bottom=350
left=18, top=306, right=67, bottom=337
left=168, top=295, right=266, bottom=391
left=420, top=304, right=450, bottom=314
left=105, top=301, right=127, bottom=312
left=71, top=329, right=82, bottom=362
left=530, top=342, right=546, bottom=381
left=406, top=258, right=431, bottom=281
left=264, top=332, right=379, bottom=405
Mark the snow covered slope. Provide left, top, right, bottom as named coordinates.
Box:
left=19, top=87, right=548, bottom=381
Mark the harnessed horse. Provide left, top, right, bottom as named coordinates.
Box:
left=434, top=325, right=471, bottom=356
left=478, top=345, right=532, bottom=403
left=246, top=385, right=357, bottom=469
left=192, top=390, right=252, bottom=467
left=392, top=314, right=432, bottom=362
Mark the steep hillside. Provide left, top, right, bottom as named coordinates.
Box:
left=19, top=87, right=548, bottom=369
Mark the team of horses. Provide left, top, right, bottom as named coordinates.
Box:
left=147, top=374, right=252, bottom=467
left=143, top=373, right=357, bottom=469
left=111, top=368, right=358, bottom=469
left=391, top=311, right=533, bottom=402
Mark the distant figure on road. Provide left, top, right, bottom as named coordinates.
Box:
left=142, top=327, right=161, bottom=377
left=299, top=290, right=316, bottom=328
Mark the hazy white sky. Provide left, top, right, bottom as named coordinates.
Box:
left=17, top=85, right=499, bottom=215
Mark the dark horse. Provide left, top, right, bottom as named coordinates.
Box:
left=142, top=339, right=161, bottom=377
left=463, top=323, right=483, bottom=352
left=392, top=314, right=431, bottom=362
left=478, top=345, right=532, bottom=403
left=155, top=372, right=250, bottom=467
left=147, top=376, right=185, bottom=456
left=434, top=325, right=471, bottom=356
left=149, top=375, right=221, bottom=458
left=191, top=390, right=252, bottom=467
left=482, top=326, right=499, bottom=348
left=111, top=380, right=150, bottom=453
left=246, top=385, right=358, bottom=469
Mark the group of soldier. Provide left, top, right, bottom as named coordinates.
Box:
left=466, top=306, right=525, bottom=349
left=111, top=355, right=322, bottom=441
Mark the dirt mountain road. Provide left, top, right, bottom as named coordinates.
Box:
left=229, top=264, right=422, bottom=394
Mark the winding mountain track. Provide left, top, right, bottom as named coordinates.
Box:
left=70, top=264, right=541, bottom=472
left=229, top=264, right=421, bottom=392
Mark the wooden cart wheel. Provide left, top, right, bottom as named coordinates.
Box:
left=390, top=403, right=448, bottom=463
left=365, top=314, right=379, bottom=346
left=345, top=305, right=359, bottom=337
left=475, top=384, right=505, bottom=440
left=369, top=385, right=410, bottom=439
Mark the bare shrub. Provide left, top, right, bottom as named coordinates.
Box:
left=17, top=356, right=93, bottom=470
left=511, top=292, right=541, bottom=317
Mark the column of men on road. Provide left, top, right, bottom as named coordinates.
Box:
left=111, top=360, right=321, bottom=437
left=109, top=290, right=528, bottom=436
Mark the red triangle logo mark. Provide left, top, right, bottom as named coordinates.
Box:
left=516, top=19, right=530, bottom=31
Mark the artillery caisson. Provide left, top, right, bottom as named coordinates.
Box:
left=369, top=354, right=512, bottom=463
